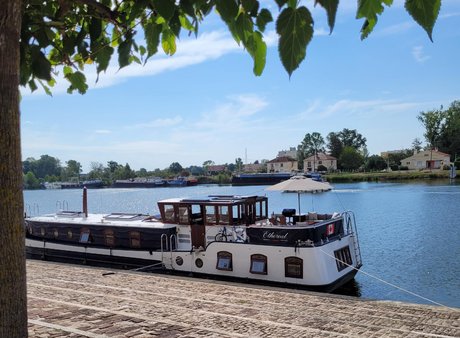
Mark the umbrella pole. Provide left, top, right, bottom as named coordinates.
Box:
left=298, top=193, right=301, bottom=215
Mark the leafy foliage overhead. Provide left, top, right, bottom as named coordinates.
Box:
left=20, top=0, right=440, bottom=94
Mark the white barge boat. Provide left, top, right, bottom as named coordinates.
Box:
left=25, top=190, right=362, bottom=292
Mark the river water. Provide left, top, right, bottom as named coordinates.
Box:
left=24, top=180, right=460, bottom=308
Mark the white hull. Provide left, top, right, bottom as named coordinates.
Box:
left=26, top=233, right=359, bottom=290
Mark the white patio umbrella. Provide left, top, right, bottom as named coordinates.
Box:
left=266, top=176, right=332, bottom=214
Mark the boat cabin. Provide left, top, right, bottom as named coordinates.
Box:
left=157, top=195, right=269, bottom=226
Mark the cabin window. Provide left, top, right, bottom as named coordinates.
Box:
left=104, top=229, right=115, bottom=247
left=53, top=229, right=59, bottom=239
left=67, top=229, right=73, bottom=240
left=178, top=206, right=189, bottom=224
left=79, top=229, right=91, bottom=243
left=232, top=205, right=240, bottom=224
left=216, top=251, right=232, bottom=271
left=176, top=256, right=184, bottom=266
left=250, top=254, right=267, bottom=275
left=205, top=205, right=217, bottom=225
left=285, top=257, right=303, bottom=278
left=195, top=258, right=203, bottom=268
left=40, top=227, right=46, bottom=236
left=334, top=246, right=353, bottom=271
left=129, top=231, right=141, bottom=248
left=218, top=206, right=230, bottom=225
left=164, top=205, right=175, bottom=223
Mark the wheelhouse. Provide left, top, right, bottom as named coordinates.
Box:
left=157, top=195, right=269, bottom=226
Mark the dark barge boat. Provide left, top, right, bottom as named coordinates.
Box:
left=232, top=172, right=322, bottom=186
left=25, top=189, right=362, bottom=292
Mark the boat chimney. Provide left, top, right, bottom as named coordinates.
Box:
left=82, top=187, right=88, bottom=217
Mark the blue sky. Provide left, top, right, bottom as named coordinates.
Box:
left=21, top=1, right=460, bottom=172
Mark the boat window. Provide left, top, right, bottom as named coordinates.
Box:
left=334, top=246, right=352, bottom=271
left=164, top=205, right=175, bottom=223
left=104, top=229, right=115, bottom=247
left=232, top=205, right=240, bottom=224
left=218, top=206, right=230, bottom=225
left=205, top=205, right=217, bottom=225
left=79, top=229, right=91, bottom=244
left=129, top=231, right=141, bottom=248
left=40, top=227, right=46, bottom=236
left=67, top=229, right=73, bottom=240
left=53, top=229, right=59, bottom=239
left=285, top=257, right=303, bottom=278
left=250, top=254, right=267, bottom=275
left=216, top=251, right=232, bottom=271
left=178, top=206, right=189, bottom=224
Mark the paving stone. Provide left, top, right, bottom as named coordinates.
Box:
left=27, top=260, right=459, bottom=337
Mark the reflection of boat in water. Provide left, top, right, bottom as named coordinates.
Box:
left=112, top=177, right=167, bottom=188
left=113, top=177, right=197, bottom=188
left=59, top=180, right=103, bottom=189
left=25, top=189, right=362, bottom=292
left=232, top=172, right=323, bottom=186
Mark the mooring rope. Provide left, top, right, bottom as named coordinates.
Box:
left=318, top=247, right=458, bottom=310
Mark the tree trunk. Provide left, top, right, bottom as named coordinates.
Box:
left=0, top=1, right=27, bottom=337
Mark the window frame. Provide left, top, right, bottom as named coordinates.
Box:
left=250, top=254, right=268, bottom=275
left=284, top=256, right=303, bottom=279
left=216, top=251, right=233, bottom=271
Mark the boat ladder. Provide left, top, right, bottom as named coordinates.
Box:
left=343, top=211, right=363, bottom=268
left=160, top=234, right=177, bottom=269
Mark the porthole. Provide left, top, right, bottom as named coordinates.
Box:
left=176, top=256, right=184, bottom=266
left=27, top=225, right=33, bottom=235
left=195, top=258, right=203, bottom=268
left=53, top=229, right=59, bottom=239
left=67, top=229, right=73, bottom=240
left=40, top=227, right=46, bottom=236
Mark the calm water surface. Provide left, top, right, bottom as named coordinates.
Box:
left=24, top=181, right=460, bottom=308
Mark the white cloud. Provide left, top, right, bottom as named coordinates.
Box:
left=126, top=116, right=183, bottom=129
left=21, top=30, right=245, bottom=97
left=412, top=46, right=430, bottom=63
left=298, top=98, right=424, bottom=121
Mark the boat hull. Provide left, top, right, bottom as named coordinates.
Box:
left=25, top=235, right=360, bottom=292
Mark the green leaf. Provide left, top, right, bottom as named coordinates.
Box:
left=246, top=31, right=267, bottom=76
left=276, top=6, right=314, bottom=77
left=256, top=8, right=273, bottom=32
left=28, top=79, right=38, bottom=92
left=66, top=71, right=88, bottom=94
left=118, top=35, right=133, bottom=68
left=242, top=0, right=257, bottom=12
left=31, top=47, right=52, bottom=81
left=179, top=14, right=195, bottom=32
left=315, top=0, right=339, bottom=33
left=89, top=18, right=102, bottom=44
left=235, top=13, right=254, bottom=45
left=95, top=45, right=114, bottom=74
left=275, top=0, right=288, bottom=9
left=405, top=0, right=440, bottom=42
left=153, top=0, right=176, bottom=22
left=357, top=0, right=393, bottom=40
left=144, top=21, right=161, bottom=59
left=62, top=34, right=75, bottom=54
left=161, top=28, right=177, bottom=55
left=215, top=0, right=239, bottom=23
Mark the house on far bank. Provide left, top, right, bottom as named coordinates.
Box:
left=277, top=147, right=297, bottom=159
left=243, top=163, right=265, bottom=173
left=401, top=150, right=451, bottom=170
left=206, top=165, right=227, bottom=175
left=303, top=153, right=337, bottom=172
left=267, top=156, right=298, bottom=173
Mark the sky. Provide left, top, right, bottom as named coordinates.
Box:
left=20, top=0, right=460, bottom=172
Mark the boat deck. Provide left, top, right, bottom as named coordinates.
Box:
left=27, top=260, right=459, bottom=337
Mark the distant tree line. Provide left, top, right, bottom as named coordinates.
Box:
left=22, top=156, right=257, bottom=189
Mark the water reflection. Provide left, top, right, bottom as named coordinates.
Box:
left=333, top=279, right=362, bottom=298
